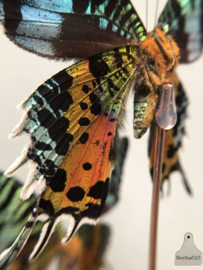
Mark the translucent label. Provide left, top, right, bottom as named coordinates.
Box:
left=156, top=83, right=177, bottom=130
left=175, top=233, right=202, bottom=266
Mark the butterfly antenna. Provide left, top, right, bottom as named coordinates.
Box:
left=154, top=0, right=159, bottom=27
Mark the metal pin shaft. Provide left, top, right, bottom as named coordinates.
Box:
left=149, top=126, right=165, bottom=270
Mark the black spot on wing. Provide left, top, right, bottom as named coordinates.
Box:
left=95, top=140, right=100, bottom=146
left=39, top=199, right=55, bottom=216
left=89, top=93, right=98, bottom=103
left=79, top=132, right=89, bottom=144
left=79, top=117, right=90, bottom=126
left=49, top=169, right=67, bottom=192
left=87, top=181, right=105, bottom=199
left=66, top=186, right=85, bottom=202
left=84, top=178, right=110, bottom=218
left=55, top=133, right=74, bottom=155
left=82, top=84, right=90, bottom=94
left=90, top=102, right=102, bottom=115
left=80, top=102, right=88, bottom=110
left=83, top=162, right=92, bottom=171
left=89, top=55, right=109, bottom=78
left=110, top=118, right=116, bottom=122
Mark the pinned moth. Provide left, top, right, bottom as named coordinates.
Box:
left=0, top=0, right=202, bottom=269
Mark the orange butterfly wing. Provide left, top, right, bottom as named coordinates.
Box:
left=3, top=46, right=137, bottom=262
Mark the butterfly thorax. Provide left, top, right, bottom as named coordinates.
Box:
left=140, top=27, right=180, bottom=86
left=133, top=27, right=180, bottom=139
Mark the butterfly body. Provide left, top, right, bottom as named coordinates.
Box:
left=133, top=27, right=180, bottom=138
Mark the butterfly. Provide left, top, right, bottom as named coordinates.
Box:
left=0, top=0, right=202, bottom=268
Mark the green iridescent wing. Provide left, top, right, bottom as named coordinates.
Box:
left=158, top=0, right=203, bottom=63
left=0, top=172, right=43, bottom=253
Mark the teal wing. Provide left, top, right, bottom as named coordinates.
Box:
left=0, top=0, right=146, bottom=59
left=159, top=0, right=203, bottom=63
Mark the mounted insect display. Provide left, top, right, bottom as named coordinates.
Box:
left=0, top=0, right=202, bottom=269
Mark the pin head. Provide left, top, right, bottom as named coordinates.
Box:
left=155, top=82, right=177, bottom=130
